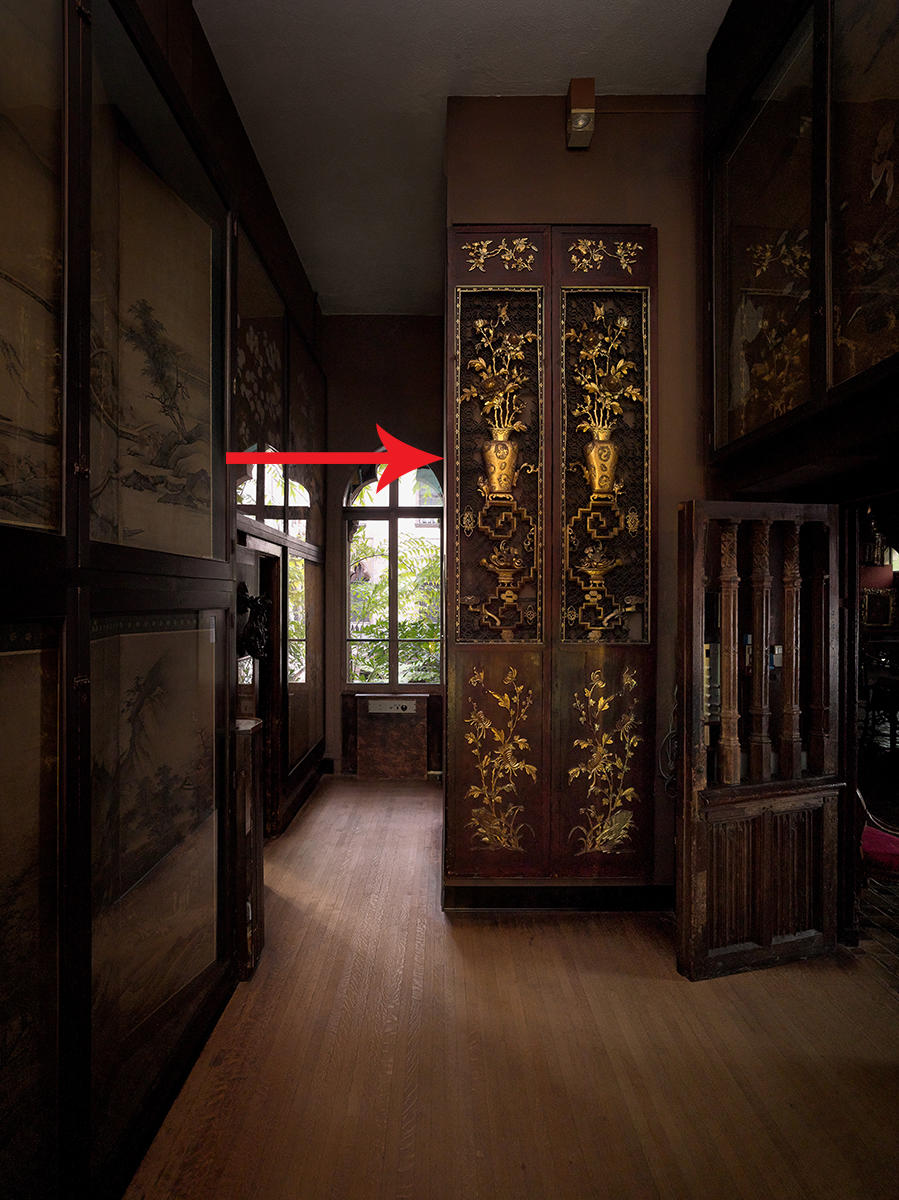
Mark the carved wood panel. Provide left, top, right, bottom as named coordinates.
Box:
left=677, top=501, right=842, bottom=979
left=445, top=645, right=548, bottom=878
left=560, top=288, right=650, bottom=643
left=454, top=286, right=544, bottom=643
left=551, top=645, right=654, bottom=878
left=445, top=226, right=655, bottom=887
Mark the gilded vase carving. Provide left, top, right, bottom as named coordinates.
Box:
left=584, top=429, right=617, bottom=495
left=483, top=429, right=517, bottom=496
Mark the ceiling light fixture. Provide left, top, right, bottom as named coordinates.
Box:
left=566, top=77, right=595, bottom=150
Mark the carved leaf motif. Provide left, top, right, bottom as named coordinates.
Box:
left=567, top=666, right=641, bottom=854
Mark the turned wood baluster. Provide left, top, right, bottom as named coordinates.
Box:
left=780, top=521, right=803, bottom=779
left=749, top=521, right=772, bottom=781
left=809, top=525, right=832, bottom=775
left=719, top=521, right=741, bottom=784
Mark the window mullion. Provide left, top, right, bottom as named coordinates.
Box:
left=389, top=486, right=398, bottom=684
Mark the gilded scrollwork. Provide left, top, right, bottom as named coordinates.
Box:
left=456, top=289, right=542, bottom=642
left=462, top=237, right=539, bottom=273
left=465, top=667, right=536, bottom=851
left=568, top=665, right=641, bottom=853
left=561, top=290, right=649, bottom=643
left=568, top=239, right=644, bottom=275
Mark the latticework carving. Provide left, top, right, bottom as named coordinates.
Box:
left=561, top=289, right=649, bottom=642
left=455, top=287, right=543, bottom=642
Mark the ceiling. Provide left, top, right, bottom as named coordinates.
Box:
left=194, top=0, right=731, bottom=316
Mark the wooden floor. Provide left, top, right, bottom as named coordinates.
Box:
left=126, top=778, right=899, bottom=1200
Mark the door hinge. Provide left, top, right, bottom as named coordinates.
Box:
left=75, top=0, right=92, bottom=23
left=73, top=458, right=90, bottom=479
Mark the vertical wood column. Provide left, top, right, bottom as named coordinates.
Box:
left=718, top=521, right=741, bottom=784
left=809, top=524, right=831, bottom=775
left=749, top=521, right=772, bottom=781
left=781, top=522, right=803, bottom=778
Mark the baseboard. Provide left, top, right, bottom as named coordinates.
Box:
left=442, top=882, right=674, bottom=911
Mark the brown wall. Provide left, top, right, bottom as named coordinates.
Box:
left=446, top=94, right=707, bottom=883
left=321, top=315, right=445, bottom=767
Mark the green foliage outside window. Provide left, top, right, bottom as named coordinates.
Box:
left=348, top=525, right=441, bottom=683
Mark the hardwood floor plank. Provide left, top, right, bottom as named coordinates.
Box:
left=125, top=778, right=899, bottom=1200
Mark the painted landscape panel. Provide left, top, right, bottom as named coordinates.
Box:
left=0, top=625, right=59, bottom=1197
left=91, top=95, right=213, bottom=557
left=91, top=618, right=217, bottom=1084
left=0, top=0, right=62, bottom=531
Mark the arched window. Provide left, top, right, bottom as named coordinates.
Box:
left=345, top=464, right=442, bottom=685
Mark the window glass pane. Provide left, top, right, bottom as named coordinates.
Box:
left=718, top=17, right=812, bottom=445
left=398, top=517, right=441, bottom=640
left=236, top=466, right=256, bottom=506
left=287, top=555, right=306, bottom=683
left=831, top=0, right=899, bottom=383
left=237, top=656, right=253, bottom=685
left=350, top=464, right=388, bottom=507
left=289, top=560, right=322, bottom=766
left=287, top=477, right=309, bottom=506
left=264, top=462, right=283, bottom=507
left=286, top=472, right=309, bottom=541
left=398, top=640, right=441, bottom=684
left=398, top=467, right=442, bottom=508
left=348, top=518, right=389, bottom=636
left=347, top=640, right=389, bottom=684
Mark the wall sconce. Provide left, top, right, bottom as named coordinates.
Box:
left=566, top=77, right=595, bottom=149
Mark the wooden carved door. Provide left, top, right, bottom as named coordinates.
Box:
left=677, top=501, right=843, bottom=978
left=445, top=225, right=657, bottom=891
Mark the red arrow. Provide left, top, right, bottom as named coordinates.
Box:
left=226, top=425, right=442, bottom=492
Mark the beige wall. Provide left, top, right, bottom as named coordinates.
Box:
left=446, top=94, right=706, bottom=882
left=321, top=315, right=445, bottom=769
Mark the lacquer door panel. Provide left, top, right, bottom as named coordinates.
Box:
left=553, top=228, right=655, bottom=648
left=551, top=645, right=654, bottom=879
left=453, top=278, right=546, bottom=646
left=445, top=226, right=657, bottom=889
left=445, top=645, right=548, bottom=878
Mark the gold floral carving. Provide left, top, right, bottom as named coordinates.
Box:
left=458, top=303, right=539, bottom=639
left=568, top=665, right=640, bottom=853
left=566, top=302, right=644, bottom=468
left=563, top=301, right=646, bottom=640
left=460, top=303, right=537, bottom=443
left=465, top=667, right=536, bottom=851
left=462, top=238, right=539, bottom=273
left=569, top=239, right=643, bottom=275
